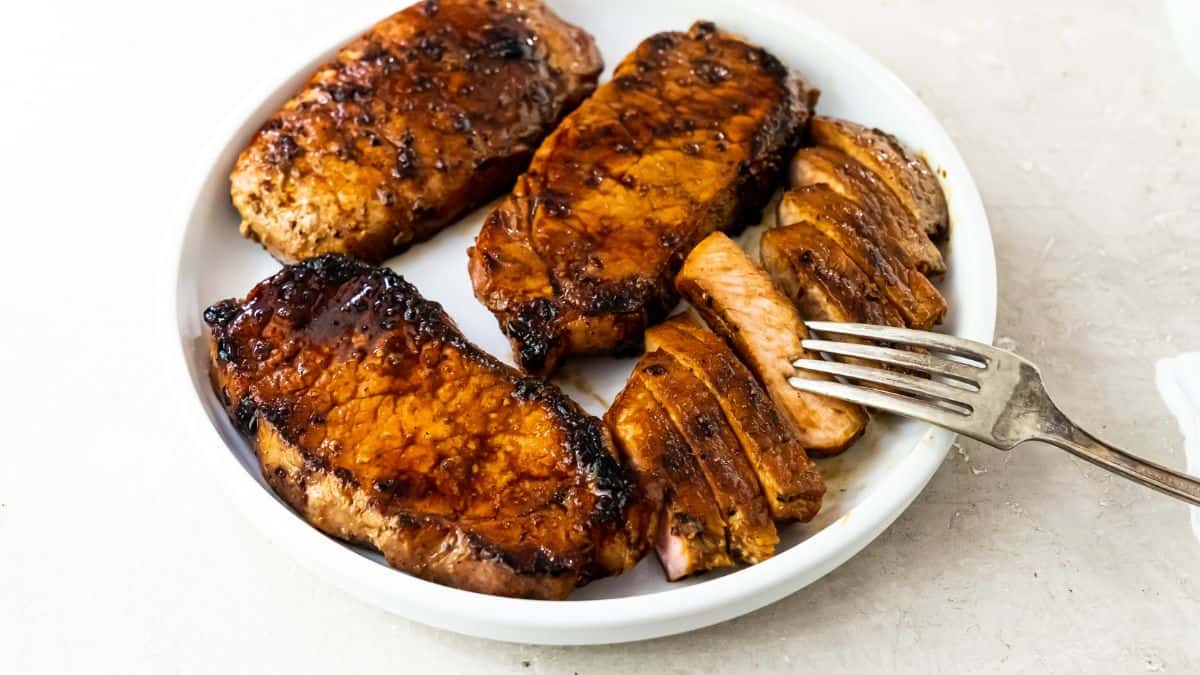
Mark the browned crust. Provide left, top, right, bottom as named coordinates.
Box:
left=469, top=20, right=813, bottom=376
left=230, top=0, right=603, bottom=263
left=645, top=315, right=825, bottom=521
left=205, top=255, right=647, bottom=598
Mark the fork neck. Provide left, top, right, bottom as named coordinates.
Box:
left=1032, top=405, right=1200, bottom=507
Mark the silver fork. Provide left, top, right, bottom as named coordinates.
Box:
left=789, top=321, right=1200, bottom=506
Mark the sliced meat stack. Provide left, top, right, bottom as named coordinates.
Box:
left=765, top=116, right=949, bottom=331
left=605, top=377, right=731, bottom=580
left=606, top=315, right=825, bottom=579
left=808, top=116, right=948, bottom=240
left=470, top=21, right=814, bottom=376
left=645, top=316, right=825, bottom=521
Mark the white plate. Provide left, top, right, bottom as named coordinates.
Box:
left=165, top=0, right=996, bottom=645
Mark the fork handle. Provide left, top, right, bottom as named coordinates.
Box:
left=1036, top=411, right=1200, bottom=507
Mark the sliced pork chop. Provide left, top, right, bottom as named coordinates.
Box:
left=778, top=185, right=947, bottom=329
left=469, top=21, right=813, bottom=375
left=205, top=255, right=648, bottom=599
left=645, top=315, right=825, bottom=521
left=676, top=233, right=869, bottom=456
left=634, top=350, right=778, bottom=563
left=809, top=116, right=948, bottom=240
left=605, top=378, right=733, bottom=580
left=760, top=221, right=905, bottom=329
left=789, top=146, right=945, bottom=275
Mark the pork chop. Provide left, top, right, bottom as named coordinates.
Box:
left=231, top=0, right=603, bottom=263
left=676, top=233, right=869, bottom=456
left=204, top=255, right=648, bottom=599
left=469, top=21, right=814, bottom=375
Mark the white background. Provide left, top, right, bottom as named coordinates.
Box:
left=1, top=1, right=1198, bottom=672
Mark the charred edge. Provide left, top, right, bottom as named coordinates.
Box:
left=332, top=466, right=359, bottom=488
left=215, top=337, right=238, bottom=364
left=478, top=23, right=537, bottom=61
left=259, top=400, right=294, bottom=429
left=646, top=32, right=680, bottom=53
left=734, top=99, right=802, bottom=226
left=688, top=21, right=717, bottom=40
left=296, top=253, right=369, bottom=285
left=281, top=255, right=488, bottom=353
left=265, top=133, right=301, bottom=166
left=515, top=377, right=635, bottom=528
left=579, top=279, right=649, bottom=315
left=464, top=530, right=577, bottom=577
left=234, top=397, right=258, bottom=434
left=203, top=299, right=241, bottom=327
left=752, top=46, right=789, bottom=78
left=505, top=298, right=561, bottom=374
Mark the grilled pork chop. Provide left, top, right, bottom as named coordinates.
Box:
left=204, top=255, right=649, bottom=599
left=808, top=116, right=948, bottom=240
left=645, top=315, right=825, bottom=521
left=605, top=378, right=733, bottom=580
left=469, top=21, right=814, bottom=375
left=633, top=350, right=778, bottom=563
left=676, top=233, right=869, bottom=456
left=230, top=0, right=603, bottom=263
left=777, top=185, right=946, bottom=329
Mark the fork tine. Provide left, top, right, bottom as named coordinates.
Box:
left=792, top=359, right=975, bottom=407
left=804, top=321, right=994, bottom=363
left=800, top=339, right=983, bottom=384
left=787, top=377, right=970, bottom=428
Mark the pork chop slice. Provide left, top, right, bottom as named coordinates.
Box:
left=676, top=232, right=869, bottom=456
left=778, top=185, right=947, bottom=329
left=205, top=255, right=648, bottom=599
left=789, top=146, right=945, bottom=275
left=809, top=116, right=948, bottom=240
left=645, top=315, right=825, bottom=521
left=634, top=350, right=779, bottom=563
left=606, top=378, right=733, bottom=580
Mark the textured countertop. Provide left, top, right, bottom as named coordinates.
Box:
left=2, top=0, right=1197, bottom=672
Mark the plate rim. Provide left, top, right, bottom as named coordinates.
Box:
left=160, top=0, right=997, bottom=645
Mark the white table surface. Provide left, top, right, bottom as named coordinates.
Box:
left=2, top=0, right=1198, bottom=672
